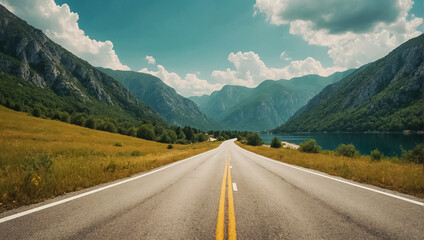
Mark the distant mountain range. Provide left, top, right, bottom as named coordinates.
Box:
left=98, top=68, right=220, bottom=130
left=190, top=70, right=354, bottom=131
left=0, top=4, right=164, bottom=124
left=276, top=34, right=424, bottom=132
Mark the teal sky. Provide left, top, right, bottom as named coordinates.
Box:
left=55, top=0, right=331, bottom=77
left=3, top=0, right=422, bottom=96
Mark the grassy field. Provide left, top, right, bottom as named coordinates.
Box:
left=0, top=106, right=219, bottom=212
left=237, top=142, right=424, bottom=198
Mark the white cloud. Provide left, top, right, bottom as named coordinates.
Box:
left=141, top=52, right=344, bottom=96
left=211, top=51, right=344, bottom=87
left=145, top=55, right=156, bottom=65
left=280, top=51, right=292, bottom=61
left=254, top=0, right=423, bottom=68
left=0, top=0, right=130, bottom=70
left=139, top=65, right=223, bottom=97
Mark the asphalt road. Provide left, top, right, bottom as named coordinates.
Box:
left=1, top=140, right=423, bottom=239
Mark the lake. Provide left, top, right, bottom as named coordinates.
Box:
left=259, top=132, right=423, bottom=157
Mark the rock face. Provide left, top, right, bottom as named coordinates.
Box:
left=0, top=4, right=163, bottom=123
left=190, top=70, right=354, bottom=131
left=277, top=34, right=424, bottom=132
left=98, top=68, right=220, bottom=130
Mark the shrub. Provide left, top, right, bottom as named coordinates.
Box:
left=336, top=144, right=359, bottom=158
left=167, top=144, right=173, bottom=149
left=131, top=150, right=146, bottom=156
left=114, top=142, right=123, bottom=147
left=370, top=149, right=382, bottom=161
left=298, top=139, right=321, bottom=153
left=401, top=143, right=424, bottom=164
left=247, top=133, right=263, bottom=146
left=271, top=137, right=282, bottom=148
left=217, top=136, right=225, bottom=141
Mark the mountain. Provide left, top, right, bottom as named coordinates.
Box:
left=276, top=34, right=424, bottom=133
left=0, top=4, right=164, bottom=124
left=190, top=70, right=354, bottom=131
left=98, top=68, right=219, bottom=130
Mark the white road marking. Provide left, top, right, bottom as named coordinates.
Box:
left=236, top=145, right=424, bottom=207
left=0, top=147, right=220, bottom=224
left=232, top=183, right=238, bottom=192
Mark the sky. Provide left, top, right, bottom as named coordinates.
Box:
left=0, top=0, right=422, bottom=97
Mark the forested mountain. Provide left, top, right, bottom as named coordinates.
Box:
left=98, top=68, right=219, bottom=130
left=276, top=34, right=424, bottom=132
left=0, top=4, right=164, bottom=125
left=190, top=70, right=354, bottom=131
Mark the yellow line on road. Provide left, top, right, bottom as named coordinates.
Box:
left=227, top=158, right=237, bottom=240
left=216, top=158, right=228, bottom=240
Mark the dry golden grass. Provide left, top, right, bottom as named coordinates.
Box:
left=237, top=142, right=424, bottom=198
left=0, top=106, right=219, bottom=212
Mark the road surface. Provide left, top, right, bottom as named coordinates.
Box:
left=1, top=140, right=423, bottom=239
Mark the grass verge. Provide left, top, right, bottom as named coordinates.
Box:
left=0, top=106, right=219, bottom=212
left=236, top=142, right=424, bottom=198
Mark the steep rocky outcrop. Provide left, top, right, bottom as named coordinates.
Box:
left=0, top=4, right=163, bottom=123
left=277, top=34, right=424, bottom=132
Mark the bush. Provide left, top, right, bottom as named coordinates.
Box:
left=217, top=136, right=225, bottom=141
left=370, top=149, right=382, bottom=161
left=246, top=133, right=262, bottom=146
left=137, top=124, right=155, bottom=140
left=114, top=142, right=123, bottom=147
left=336, top=144, right=359, bottom=158
left=298, top=139, right=321, bottom=153
left=401, top=143, right=424, bottom=164
left=271, top=137, right=282, bottom=148
left=167, top=144, right=173, bottom=149
left=104, top=122, right=117, bottom=133
left=131, top=150, right=146, bottom=156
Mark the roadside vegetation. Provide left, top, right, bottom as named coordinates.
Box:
left=0, top=75, right=210, bottom=145
left=0, top=106, right=220, bottom=212
left=238, top=137, right=424, bottom=198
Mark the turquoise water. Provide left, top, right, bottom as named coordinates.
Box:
left=260, top=133, right=423, bottom=157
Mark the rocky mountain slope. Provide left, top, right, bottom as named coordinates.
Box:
left=190, top=70, right=354, bottom=131
left=0, top=4, right=163, bottom=124
left=98, top=68, right=219, bottom=130
left=277, top=34, right=424, bottom=132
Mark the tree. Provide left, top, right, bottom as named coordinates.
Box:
left=336, top=144, right=359, bottom=158
left=60, top=112, right=71, bottom=123
left=85, top=118, right=96, bottom=129
left=104, top=121, right=117, bottom=133
left=246, top=133, right=262, bottom=146
left=167, top=129, right=177, bottom=143
left=271, top=137, right=282, bottom=148
left=370, top=149, right=382, bottom=161
left=298, top=139, right=321, bottom=153
left=31, top=107, right=42, bottom=117
left=137, top=124, right=155, bottom=140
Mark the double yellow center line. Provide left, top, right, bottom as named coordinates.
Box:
left=216, top=156, right=236, bottom=240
